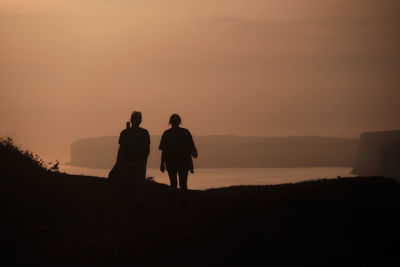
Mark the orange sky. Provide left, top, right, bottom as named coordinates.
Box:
left=1, top=0, right=399, bottom=161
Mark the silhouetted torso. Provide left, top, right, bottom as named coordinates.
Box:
left=159, top=127, right=195, bottom=171
left=118, top=127, right=150, bottom=164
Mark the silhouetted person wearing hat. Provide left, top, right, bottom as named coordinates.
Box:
left=110, top=111, right=150, bottom=214
left=159, top=114, right=197, bottom=191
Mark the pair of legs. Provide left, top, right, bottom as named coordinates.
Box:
left=115, top=161, right=146, bottom=213
left=167, top=169, right=189, bottom=191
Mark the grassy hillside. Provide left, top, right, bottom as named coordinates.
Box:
left=1, top=139, right=399, bottom=266
left=0, top=137, right=59, bottom=176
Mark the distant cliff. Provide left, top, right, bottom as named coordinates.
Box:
left=70, top=135, right=358, bottom=169
left=353, top=131, right=400, bottom=178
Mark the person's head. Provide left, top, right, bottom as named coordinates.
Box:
left=169, top=113, right=181, bottom=128
left=130, top=111, right=142, bottom=127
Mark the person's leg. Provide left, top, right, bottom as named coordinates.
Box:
left=126, top=162, right=140, bottom=215
left=177, top=170, right=189, bottom=211
left=132, top=160, right=146, bottom=214
left=167, top=170, right=178, bottom=190
left=116, top=163, right=131, bottom=211
left=177, top=170, right=189, bottom=191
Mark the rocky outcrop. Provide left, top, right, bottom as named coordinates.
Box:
left=353, top=131, right=400, bottom=178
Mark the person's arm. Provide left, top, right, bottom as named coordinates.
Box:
left=192, top=146, right=198, bottom=158
left=160, top=150, right=166, bottom=173
left=144, top=130, right=150, bottom=161
left=159, top=132, right=166, bottom=172
left=116, top=131, right=125, bottom=165
left=188, top=130, right=198, bottom=158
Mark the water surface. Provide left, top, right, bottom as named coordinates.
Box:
left=59, top=165, right=355, bottom=190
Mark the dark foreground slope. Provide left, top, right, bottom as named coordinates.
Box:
left=1, top=172, right=399, bottom=267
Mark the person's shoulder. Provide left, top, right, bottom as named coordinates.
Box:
left=134, top=128, right=149, bottom=139
left=120, top=128, right=129, bottom=136
left=162, top=128, right=173, bottom=135
left=180, top=127, right=191, bottom=135
left=161, top=128, right=174, bottom=140
left=119, top=128, right=129, bottom=144
left=138, top=127, right=149, bottom=134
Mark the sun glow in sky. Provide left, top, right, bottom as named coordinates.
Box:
left=1, top=0, right=399, bottom=160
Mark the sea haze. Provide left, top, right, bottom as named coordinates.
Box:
left=70, top=135, right=359, bottom=169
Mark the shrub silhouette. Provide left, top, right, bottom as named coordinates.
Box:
left=0, top=137, right=59, bottom=178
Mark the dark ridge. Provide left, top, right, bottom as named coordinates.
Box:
left=2, top=174, right=399, bottom=266
left=2, top=139, right=399, bottom=266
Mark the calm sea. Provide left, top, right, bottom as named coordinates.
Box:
left=59, top=165, right=355, bottom=190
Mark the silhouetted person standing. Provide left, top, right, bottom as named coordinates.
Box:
left=159, top=114, right=197, bottom=191
left=111, top=111, right=150, bottom=214
left=111, top=121, right=131, bottom=168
